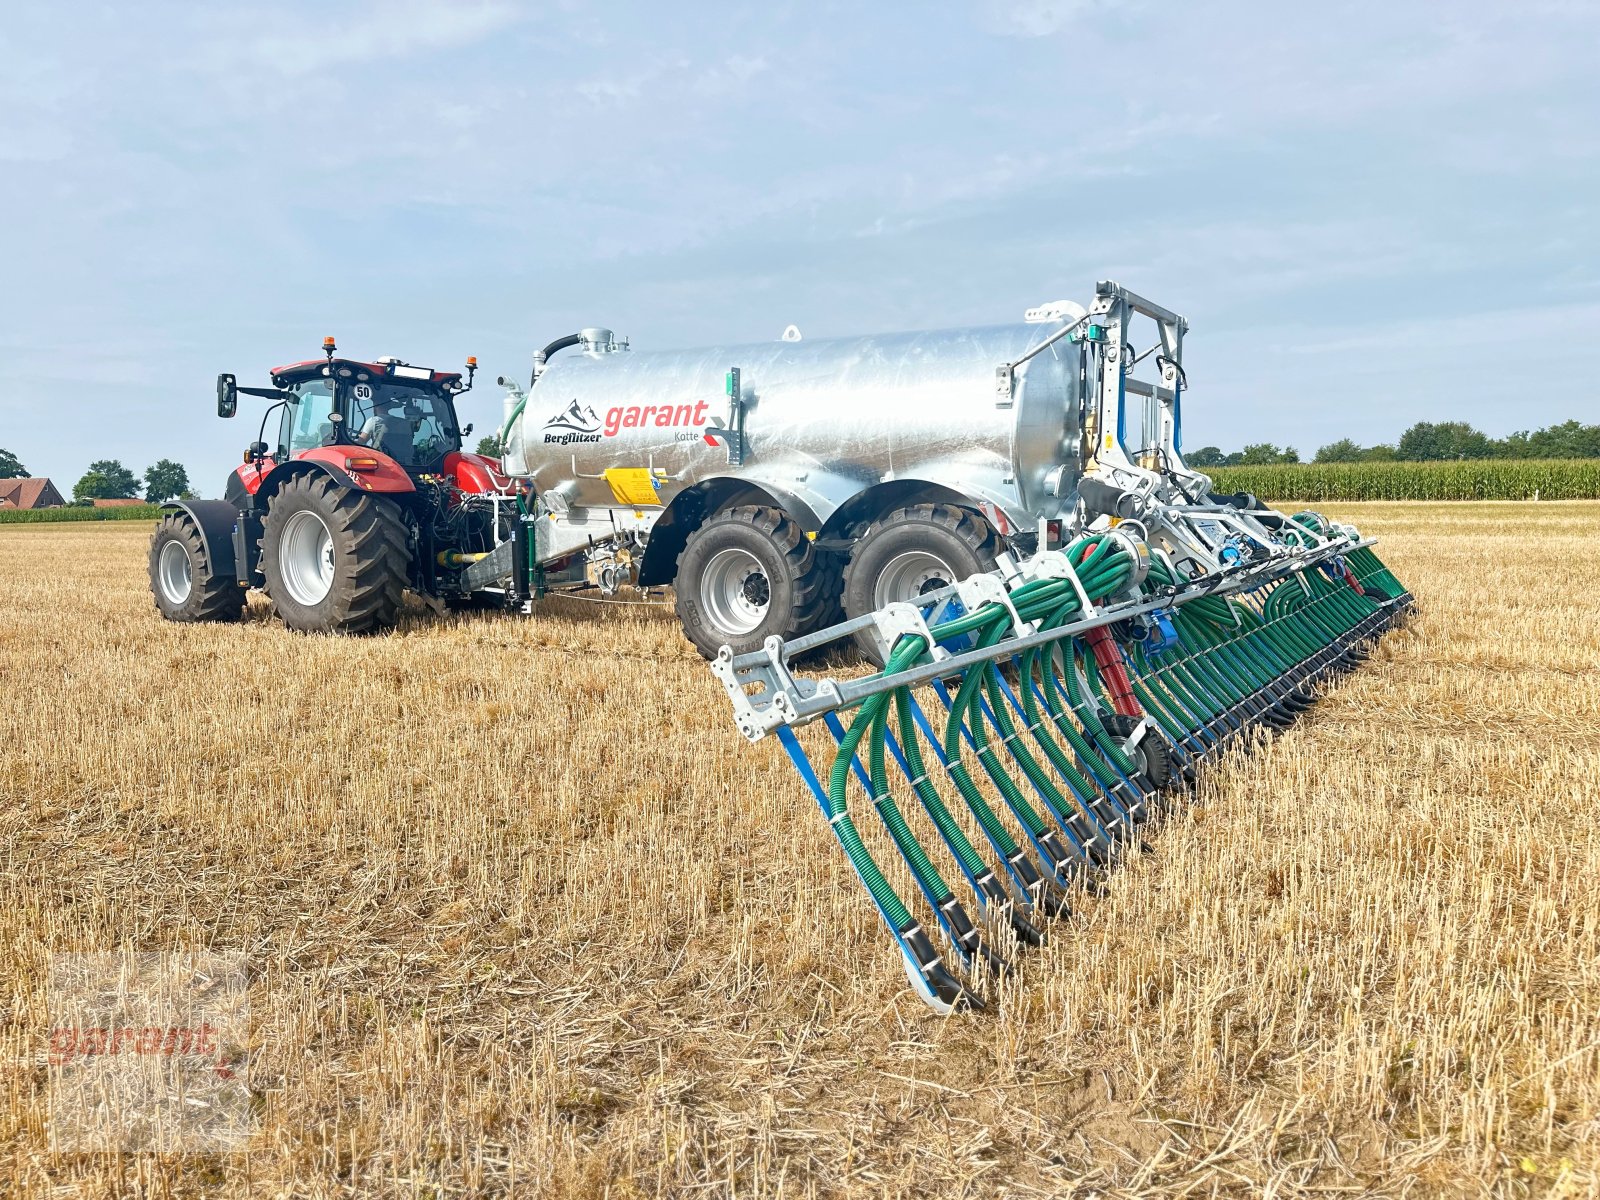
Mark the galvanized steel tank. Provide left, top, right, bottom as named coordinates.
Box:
left=503, top=319, right=1083, bottom=534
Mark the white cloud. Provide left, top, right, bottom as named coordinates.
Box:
left=977, top=0, right=1108, bottom=38
left=576, top=69, right=659, bottom=107
left=1261, top=301, right=1600, bottom=359
left=0, top=125, right=73, bottom=163
left=694, top=54, right=769, bottom=96
left=236, top=1, right=522, bottom=76
left=572, top=52, right=766, bottom=109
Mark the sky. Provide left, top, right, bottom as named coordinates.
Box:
left=2, top=0, right=1597, bottom=490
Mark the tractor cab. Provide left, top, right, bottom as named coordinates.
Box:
left=265, top=348, right=474, bottom=475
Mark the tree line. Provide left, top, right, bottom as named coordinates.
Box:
left=7, top=416, right=1597, bottom=506
left=1187, top=419, right=1600, bottom=468
left=0, top=448, right=193, bottom=503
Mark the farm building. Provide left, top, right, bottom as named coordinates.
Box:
left=0, top=478, right=65, bottom=510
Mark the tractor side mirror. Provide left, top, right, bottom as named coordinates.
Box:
left=217, top=373, right=238, bottom=419
left=462, top=423, right=474, bottom=436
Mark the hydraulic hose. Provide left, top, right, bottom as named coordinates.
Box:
left=496, top=334, right=587, bottom=451
left=819, top=533, right=1143, bottom=952
left=531, top=333, right=583, bottom=386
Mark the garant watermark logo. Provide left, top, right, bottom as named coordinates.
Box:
left=49, top=1022, right=234, bottom=1075
left=47, top=950, right=252, bottom=1152
left=542, top=399, right=603, bottom=445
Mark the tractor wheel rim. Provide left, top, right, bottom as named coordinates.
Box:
left=874, top=550, right=955, bottom=610
left=280, top=510, right=336, bottom=607
left=701, top=547, right=771, bottom=636
left=157, top=539, right=192, bottom=605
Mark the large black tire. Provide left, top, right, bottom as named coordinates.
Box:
left=842, top=503, right=1001, bottom=663
left=148, top=511, right=244, bottom=623
left=674, top=505, right=834, bottom=658
left=804, top=546, right=847, bottom=633
left=261, top=473, right=410, bottom=634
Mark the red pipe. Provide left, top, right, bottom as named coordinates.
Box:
left=1085, top=625, right=1143, bottom=718
left=1073, top=537, right=1144, bottom=718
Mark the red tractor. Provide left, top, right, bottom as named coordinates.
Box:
left=149, top=338, right=529, bottom=634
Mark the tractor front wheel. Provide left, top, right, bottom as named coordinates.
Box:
left=262, top=473, right=410, bottom=634
left=148, top=511, right=244, bottom=623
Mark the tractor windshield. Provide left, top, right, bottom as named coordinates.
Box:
left=345, top=381, right=461, bottom=469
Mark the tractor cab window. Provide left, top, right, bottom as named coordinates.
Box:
left=279, top=381, right=339, bottom=455
left=346, top=382, right=460, bottom=468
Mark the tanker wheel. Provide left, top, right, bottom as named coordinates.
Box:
left=1104, top=713, right=1173, bottom=793
left=674, top=504, right=832, bottom=658
left=262, top=473, right=410, bottom=634
left=148, top=511, right=244, bottom=623
left=842, top=502, right=1000, bottom=664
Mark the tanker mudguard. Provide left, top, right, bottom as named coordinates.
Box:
left=635, top=477, right=828, bottom=587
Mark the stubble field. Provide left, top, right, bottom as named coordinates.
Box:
left=2, top=502, right=1598, bottom=1198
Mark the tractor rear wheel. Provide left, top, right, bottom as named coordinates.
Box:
left=262, top=473, right=410, bottom=634
left=842, top=503, right=1001, bottom=664
left=674, top=504, right=832, bottom=658
left=148, top=511, right=245, bottom=623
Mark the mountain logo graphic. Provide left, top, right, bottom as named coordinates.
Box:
left=543, top=399, right=602, bottom=434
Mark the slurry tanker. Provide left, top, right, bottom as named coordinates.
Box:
left=152, top=281, right=1410, bottom=1008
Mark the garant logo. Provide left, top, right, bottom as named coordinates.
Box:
left=542, top=399, right=603, bottom=445
left=601, top=400, right=712, bottom=440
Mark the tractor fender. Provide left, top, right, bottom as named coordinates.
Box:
left=292, top=446, right=416, bottom=493
left=161, top=500, right=241, bottom=578
left=250, top=455, right=413, bottom=507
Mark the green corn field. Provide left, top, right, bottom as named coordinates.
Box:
left=0, top=504, right=163, bottom=525
left=1207, top=458, right=1600, bottom=502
